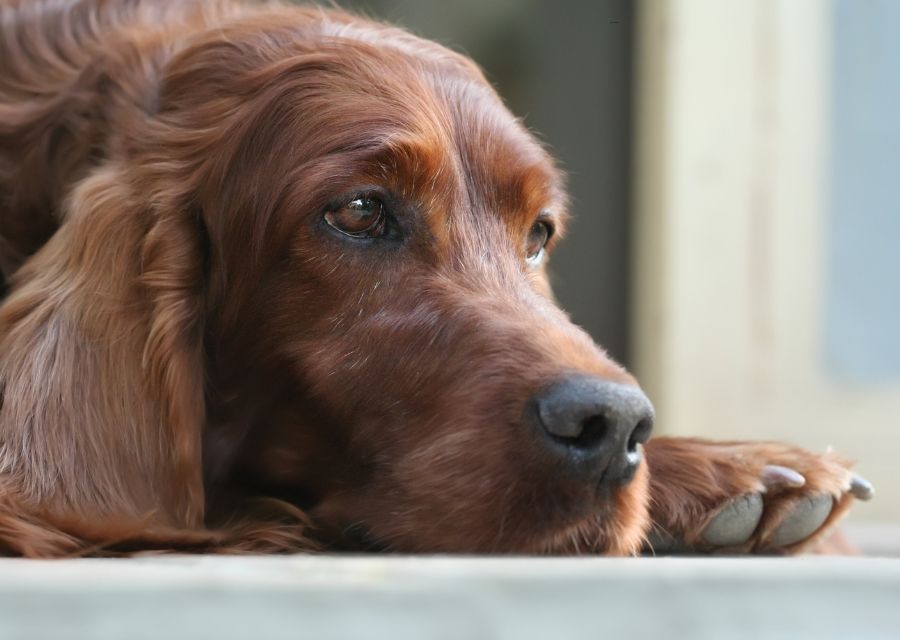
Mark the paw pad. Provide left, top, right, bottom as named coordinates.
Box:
left=702, top=493, right=763, bottom=546
left=768, top=494, right=834, bottom=547
left=695, top=469, right=875, bottom=552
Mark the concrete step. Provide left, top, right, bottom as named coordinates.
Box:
left=1, top=555, right=899, bottom=640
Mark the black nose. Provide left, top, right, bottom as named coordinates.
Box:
left=532, top=375, right=654, bottom=486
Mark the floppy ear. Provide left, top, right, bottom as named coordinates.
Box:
left=139, top=184, right=209, bottom=525
left=0, top=165, right=208, bottom=538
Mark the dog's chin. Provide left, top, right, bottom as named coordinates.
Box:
left=315, top=467, right=651, bottom=555
left=328, top=510, right=644, bottom=556
left=493, top=462, right=653, bottom=556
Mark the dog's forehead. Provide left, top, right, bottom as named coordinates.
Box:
left=371, top=66, right=565, bottom=236
left=444, top=77, right=565, bottom=219
left=313, top=18, right=567, bottom=220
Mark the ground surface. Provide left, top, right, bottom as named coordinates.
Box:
left=1, top=555, right=899, bottom=639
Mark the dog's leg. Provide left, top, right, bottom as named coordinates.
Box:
left=641, top=437, right=873, bottom=555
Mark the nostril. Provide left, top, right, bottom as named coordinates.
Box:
left=554, top=414, right=609, bottom=451
left=627, top=417, right=653, bottom=454
left=533, top=376, right=655, bottom=458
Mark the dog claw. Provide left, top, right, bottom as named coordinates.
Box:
left=761, top=464, right=806, bottom=490
left=768, top=494, right=833, bottom=547
left=849, top=474, right=874, bottom=501
left=702, top=493, right=763, bottom=546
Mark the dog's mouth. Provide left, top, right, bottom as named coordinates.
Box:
left=324, top=510, right=621, bottom=555
left=232, top=375, right=654, bottom=554
left=305, top=470, right=646, bottom=555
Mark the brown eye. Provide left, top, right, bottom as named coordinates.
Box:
left=526, top=220, right=551, bottom=264
left=325, top=196, right=387, bottom=238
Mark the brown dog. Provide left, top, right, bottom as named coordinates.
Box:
left=0, top=0, right=871, bottom=557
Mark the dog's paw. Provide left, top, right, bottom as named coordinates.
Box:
left=698, top=466, right=872, bottom=551
left=643, top=438, right=873, bottom=555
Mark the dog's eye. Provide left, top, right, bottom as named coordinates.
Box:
left=325, top=197, right=387, bottom=238
left=526, top=221, right=552, bottom=265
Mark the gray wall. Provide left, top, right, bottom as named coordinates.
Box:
left=339, top=0, right=636, bottom=364
left=826, top=0, right=900, bottom=381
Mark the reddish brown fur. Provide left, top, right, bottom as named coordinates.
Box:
left=644, top=438, right=855, bottom=554
left=0, top=0, right=859, bottom=557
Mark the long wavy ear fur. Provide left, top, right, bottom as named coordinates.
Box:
left=0, top=166, right=208, bottom=554
left=0, top=0, right=329, bottom=556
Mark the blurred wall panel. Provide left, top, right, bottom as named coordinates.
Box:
left=336, top=0, right=636, bottom=364
left=826, top=0, right=900, bottom=381
left=632, top=0, right=900, bottom=522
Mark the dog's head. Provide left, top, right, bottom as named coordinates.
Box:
left=136, top=8, right=653, bottom=553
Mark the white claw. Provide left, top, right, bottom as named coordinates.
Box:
left=849, top=475, right=874, bottom=501
left=761, top=465, right=806, bottom=490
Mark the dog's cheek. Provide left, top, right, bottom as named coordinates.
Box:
left=355, top=429, right=512, bottom=551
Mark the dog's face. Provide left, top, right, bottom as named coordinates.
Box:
left=149, top=12, right=653, bottom=553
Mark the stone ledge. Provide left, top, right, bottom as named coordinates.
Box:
left=2, top=555, right=899, bottom=639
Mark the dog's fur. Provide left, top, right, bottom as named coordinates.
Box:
left=0, top=0, right=857, bottom=557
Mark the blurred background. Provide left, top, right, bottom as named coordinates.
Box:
left=336, top=0, right=899, bottom=533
